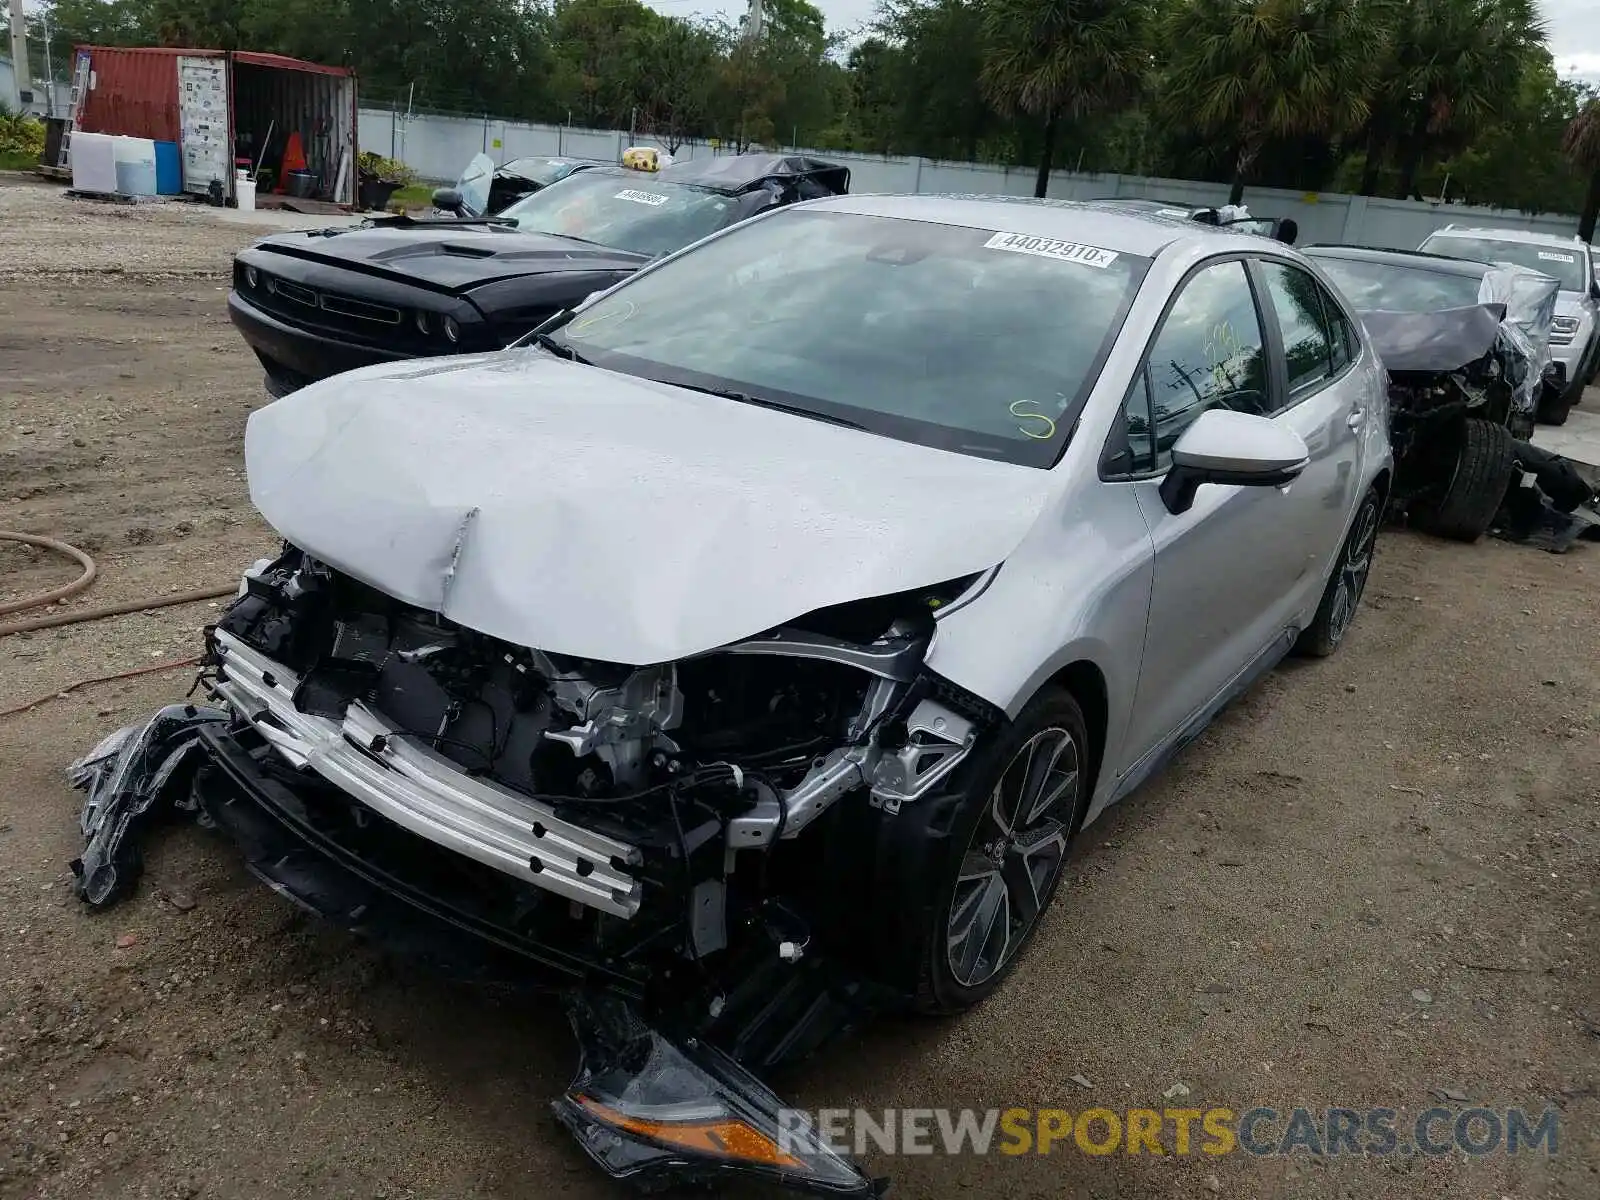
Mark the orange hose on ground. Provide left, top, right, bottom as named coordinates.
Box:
left=0, top=532, right=236, bottom=719
left=0, top=584, right=238, bottom=638
left=0, top=656, right=205, bottom=720
left=0, top=532, right=97, bottom=616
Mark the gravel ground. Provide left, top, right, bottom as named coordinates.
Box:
left=2, top=180, right=1599, bottom=1200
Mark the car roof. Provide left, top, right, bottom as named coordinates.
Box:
left=500, top=156, right=604, bottom=172
left=1422, top=226, right=1589, bottom=253
left=804, top=193, right=1265, bottom=258
left=1092, top=197, right=1200, bottom=212
left=1302, top=244, right=1493, bottom=277
left=654, top=153, right=851, bottom=194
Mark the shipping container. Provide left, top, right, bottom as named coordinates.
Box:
left=71, top=46, right=359, bottom=205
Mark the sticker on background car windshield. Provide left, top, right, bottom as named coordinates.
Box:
left=1156, top=208, right=1191, bottom=218
left=1537, top=251, right=1576, bottom=263
left=615, top=189, right=669, bottom=206
left=983, top=232, right=1119, bottom=269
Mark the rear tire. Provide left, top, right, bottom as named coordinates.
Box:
left=1538, top=383, right=1572, bottom=426
left=1295, top=485, right=1381, bottom=658
left=1420, top=418, right=1515, bottom=543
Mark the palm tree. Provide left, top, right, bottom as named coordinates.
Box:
left=1358, top=0, right=1543, bottom=199
left=1564, top=98, right=1600, bottom=243
left=980, top=0, right=1154, bottom=198
left=1163, top=0, right=1374, bottom=206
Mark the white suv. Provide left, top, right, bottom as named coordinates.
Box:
left=1418, top=226, right=1600, bottom=421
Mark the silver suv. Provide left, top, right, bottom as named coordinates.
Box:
left=1418, top=225, right=1600, bottom=417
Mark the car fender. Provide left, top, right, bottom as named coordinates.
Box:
left=922, top=469, right=1154, bottom=817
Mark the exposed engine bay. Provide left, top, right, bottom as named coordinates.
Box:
left=1361, top=297, right=1556, bottom=538
left=206, top=543, right=989, bottom=958
left=1368, top=302, right=1537, bottom=458
left=67, top=544, right=1002, bottom=1197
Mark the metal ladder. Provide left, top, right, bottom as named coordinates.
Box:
left=56, top=50, right=92, bottom=170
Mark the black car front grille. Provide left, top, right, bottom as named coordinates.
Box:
left=237, top=261, right=434, bottom=349
left=270, top=277, right=320, bottom=309
left=318, top=293, right=404, bottom=325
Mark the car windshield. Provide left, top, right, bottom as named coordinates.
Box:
left=1308, top=255, right=1485, bottom=313
left=454, top=153, right=495, bottom=217
left=498, top=170, right=742, bottom=257
left=542, top=208, right=1150, bottom=467
left=1420, top=234, right=1587, bottom=292
left=501, top=158, right=581, bottom=188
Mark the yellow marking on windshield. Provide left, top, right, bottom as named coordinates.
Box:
left=566, top=301, right=636, bottom=340
left=1009, top=399, right=1057, bottom=440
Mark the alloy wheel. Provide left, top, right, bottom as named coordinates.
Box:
left=946, top=727, right=1081, bottom=989
left=1327, top=499, right=1379, bottom=645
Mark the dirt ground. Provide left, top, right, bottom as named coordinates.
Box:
left=2, top=178, right=1599, bottom=1200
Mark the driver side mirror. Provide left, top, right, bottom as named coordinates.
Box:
left=431, top=187, right=466, bottom=216
left=1589, top=278, right=1600, bottom=301
left=1159, top=409, right=1310, bottom=516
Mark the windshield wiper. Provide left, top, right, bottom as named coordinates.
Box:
left=367, top=213, right=517, bottom=229
left=661, top=381, right=869, bottom=430
left=544, top=231, right=613, bottom=248
left=532, top=331, right=591, bottom=364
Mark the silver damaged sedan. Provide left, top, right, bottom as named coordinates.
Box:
left=70, top=194, right=1393, bottom=1196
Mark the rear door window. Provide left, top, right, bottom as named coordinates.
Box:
left=1259, top=261, right=1335, bottom=396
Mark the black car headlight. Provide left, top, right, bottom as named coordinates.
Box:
left=444, top=317, right=460, bottom=343
left=245, top=265, right=259, bottom=289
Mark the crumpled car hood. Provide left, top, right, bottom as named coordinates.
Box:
left=243, top=352, right=1052, bottom=664
left=1361, top=304, right=1506, bottom=374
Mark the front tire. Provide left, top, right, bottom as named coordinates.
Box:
left=1295, top=484, right=1381, bottom=658
left=1420, top=417, right=1515, bottom=543
left=861, top=689, right=1091, bottom=1016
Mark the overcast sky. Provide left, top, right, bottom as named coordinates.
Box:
left=650, top=0, right=1600, bottom=82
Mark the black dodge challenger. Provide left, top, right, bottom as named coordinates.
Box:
left=228, top=153, right=851, bottom=396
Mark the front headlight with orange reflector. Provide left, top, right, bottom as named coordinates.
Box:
left=553, top=994, right=879, bottom=1196
left=572, top=1095, right=806, bottom=1169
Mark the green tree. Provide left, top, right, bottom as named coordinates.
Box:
left=36, top=0, right=159, bottom=69
left=631, top=17, right=721, bottom=151
left=1163, top=0, right=1374, bottom=206
left=1564, top=97, right=1600, bottom=243
left=980, top=0, right=1152, bottom=197
left=1432, top=60, right=1589, bottom=211
left=874, top=0, right=999, bottom=161
left=1356, top=0, right=1544, bottom=198
left=707, top=0, right=835, bottom=151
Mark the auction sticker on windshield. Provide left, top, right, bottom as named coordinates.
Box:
left=984, top=232, right=1119, bottom=269
left=1537, top=251, right=1576, bottom=263
left=615, top=189, right=670, bottom=206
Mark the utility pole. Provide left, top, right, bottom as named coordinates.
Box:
left=40, top=5, right=54, bottom=115
left=6, top=0, right=29, bottom=112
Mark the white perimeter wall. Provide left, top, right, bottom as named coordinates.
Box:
left=359, top=107, right=1585, bottom=248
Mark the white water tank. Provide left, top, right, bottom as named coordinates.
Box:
left=70, top=132, right=119, bottom=194
left=113, top=137, right=159, bottom=196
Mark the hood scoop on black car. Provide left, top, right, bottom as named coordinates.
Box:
left=440, top=243, right=496, bottom=258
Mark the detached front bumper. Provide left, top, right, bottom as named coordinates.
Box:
left=66, top=700, right=884, bottom=1197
